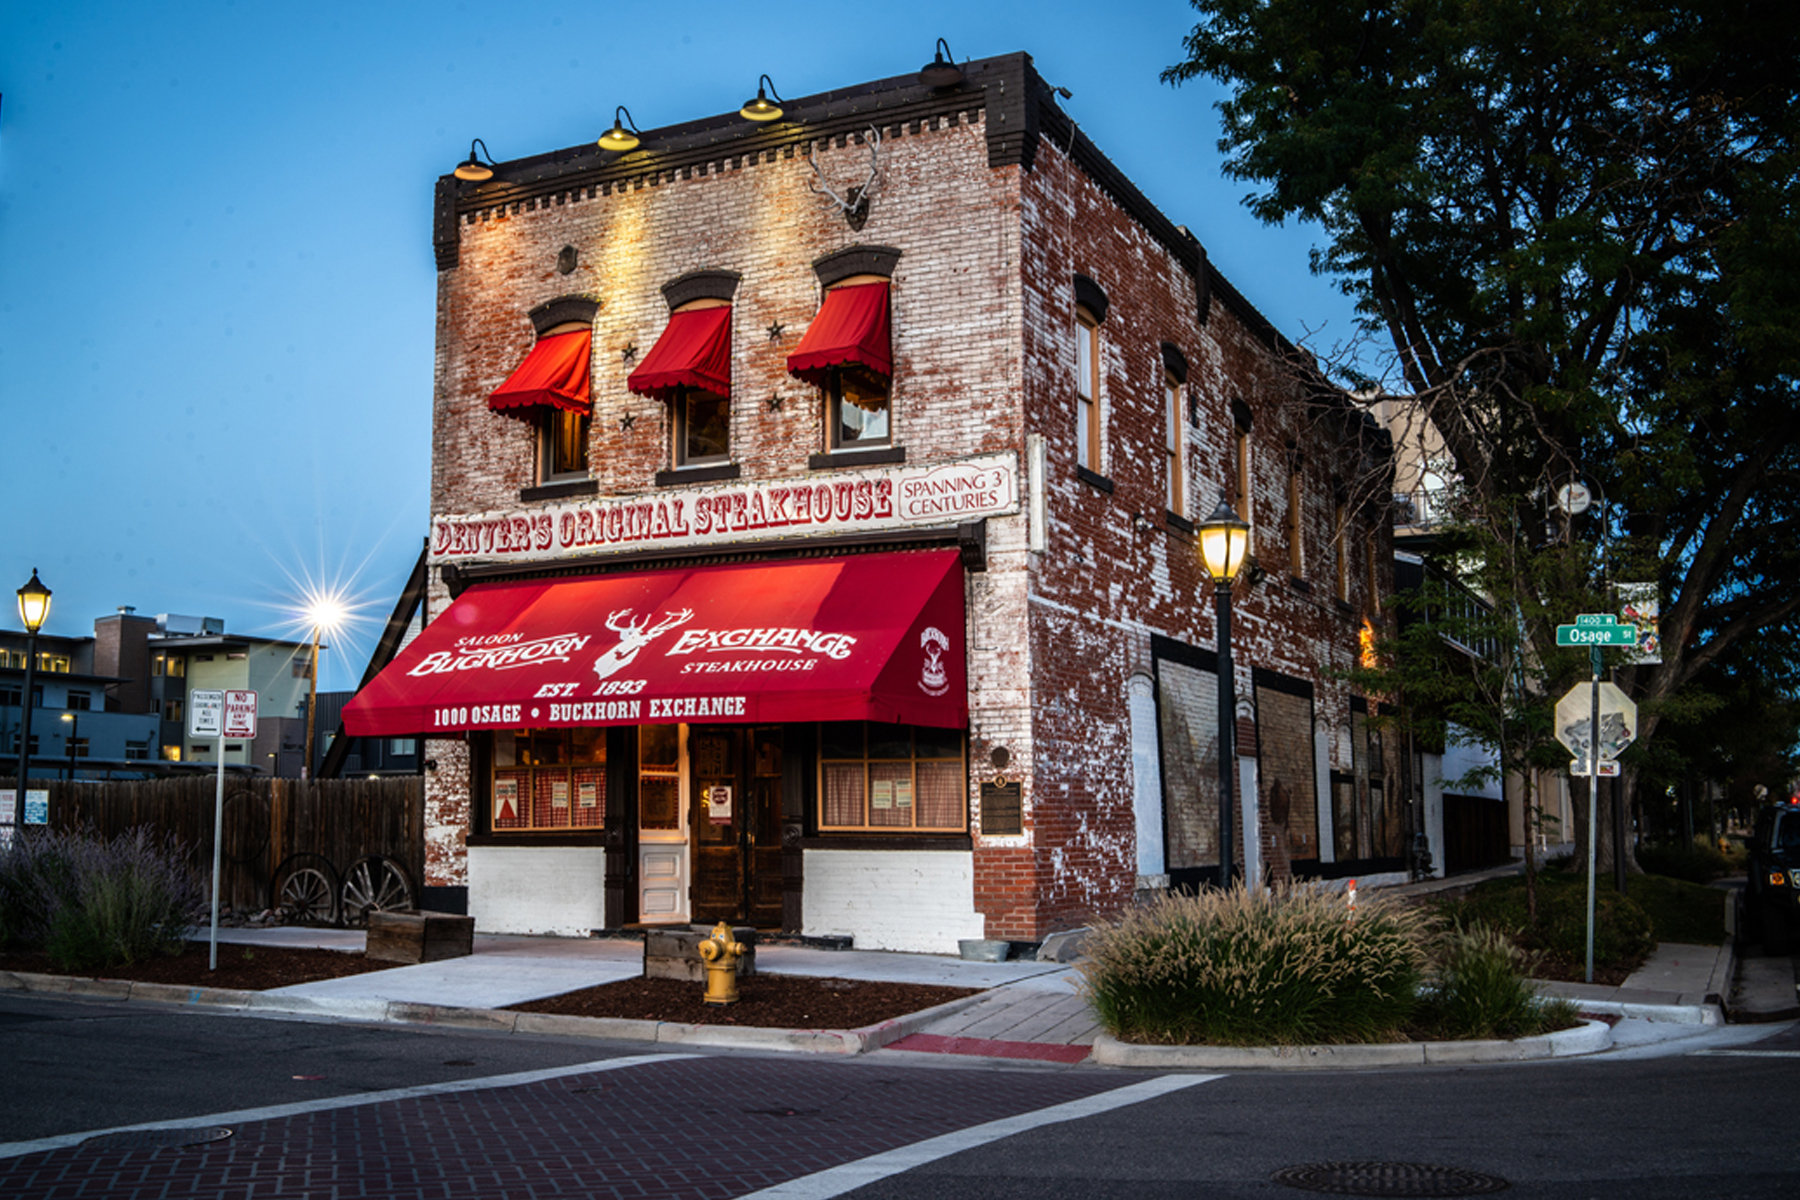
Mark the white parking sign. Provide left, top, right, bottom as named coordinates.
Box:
left=188, top=690, right=224, bottom=738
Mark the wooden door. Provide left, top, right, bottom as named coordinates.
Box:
left=689, top=727, right=744, bottom=922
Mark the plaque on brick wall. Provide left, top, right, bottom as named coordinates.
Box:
left=980, top=782, right=1022, bottom=836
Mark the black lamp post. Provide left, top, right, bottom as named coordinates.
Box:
left=61, top=711, right=79, bottom=782
left=14, top=570, right=52, bottom=821
left=1198, top=502, right=1250, bottom=887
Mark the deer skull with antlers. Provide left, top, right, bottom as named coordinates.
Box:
left=809, top=125, right=881, bottom=231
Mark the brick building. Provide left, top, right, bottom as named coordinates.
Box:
left=344, top=52, right=1400, bottom=951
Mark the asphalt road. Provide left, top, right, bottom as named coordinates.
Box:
left=3, top=993, right=1797, bottom=1199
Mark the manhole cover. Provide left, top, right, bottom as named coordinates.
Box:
left=81, top=1127, right=233, bottom=1152
left=1271, top=1162, right=1509, bottom=1196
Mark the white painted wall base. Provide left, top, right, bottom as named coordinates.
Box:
left=802, top=849, right=986, bottom=953
left=469, top=845, right=607, bottom=936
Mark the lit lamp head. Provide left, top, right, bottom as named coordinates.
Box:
left=16, top=568, right=51, bottom=634
left=453, top=138, right=496, bottom=182
left=1198, top=501, right=1251, bottom=585
left=597, top=106, right=642, bottom=153
left=740, top=74, right=784, bottom=122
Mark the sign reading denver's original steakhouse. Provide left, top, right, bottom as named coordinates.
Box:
left=430, top=452, right=1019, bottom=565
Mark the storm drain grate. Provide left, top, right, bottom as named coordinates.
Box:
left=81, top=1127, right=233, bottom=1153
left=1272, top=1161, right=1509, bottom=1197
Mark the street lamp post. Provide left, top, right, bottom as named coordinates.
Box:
left=14, top=571, right=52, bottom=822
left=302, top=624, right=320, bottom=780
left=1198, top=502, right=1250, bottom=888
left=298, top=592, right=346, bottom=781
left=61, top=711, right=79, bottom=782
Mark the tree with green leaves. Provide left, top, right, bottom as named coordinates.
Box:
left=1168, top=0, right=1800, bottom=872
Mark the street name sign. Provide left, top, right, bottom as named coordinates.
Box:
left=1556, top=621, right=1637, bottom=647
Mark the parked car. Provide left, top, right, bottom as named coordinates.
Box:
left=1743, top=800, right=1800, bottom=955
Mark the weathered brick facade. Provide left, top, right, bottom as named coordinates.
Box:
left=404, top=52, right=1394, bottom=948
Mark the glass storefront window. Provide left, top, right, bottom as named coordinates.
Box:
left=489, top=727, right=605, bottom=833
left=818, top=722, right=966, bottom=833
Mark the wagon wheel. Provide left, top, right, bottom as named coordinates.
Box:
left=340, top=856, right=415, bottom=926
left=272, top=853, right=341, bottom=927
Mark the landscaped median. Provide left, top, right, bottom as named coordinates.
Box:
left=0, top=965, right=994, bottom=1056
left=1092, top=1018, right=1613, bottom=1069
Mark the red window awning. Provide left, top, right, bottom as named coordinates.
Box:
left=342, top=549, right=967, bottom=736
left=487, top=329, right=593, bottom=417
left=786, top=282, right=891, bottom=386
left=626, top=306, right=732, bottom=401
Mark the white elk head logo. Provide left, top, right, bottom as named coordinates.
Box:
left=593, top=608, right=693, bottom=686
left=919, top=625, right=950, bottom=697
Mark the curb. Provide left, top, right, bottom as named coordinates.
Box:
left=0, top=968, right=993, bottom=1058
left=1090, top=1018, right=1613, bottom=1070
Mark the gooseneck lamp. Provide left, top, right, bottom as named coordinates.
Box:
left=919, top=38, right=964, bottom=89
left=597, top=107, right=642, bottom=153
left=454, top=138, right=497, bottom=182
left=740, top=75, right=784, bottom=122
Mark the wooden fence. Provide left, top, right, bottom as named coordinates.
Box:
left=1, top=776, right=424, bottom=916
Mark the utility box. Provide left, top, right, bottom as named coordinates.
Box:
left=643, top=925, right=757, bottom=981
left=365, top=910, right=475, bottom=964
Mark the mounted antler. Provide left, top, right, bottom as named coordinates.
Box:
left=809, top=125, right=881, bottom=229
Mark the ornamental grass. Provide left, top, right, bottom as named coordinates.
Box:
left=1077, top=883, right=1433, bottom=1047
left=0, top=826, right=202, bottom=971
left=1413, top=921, right=1578, bottom=1041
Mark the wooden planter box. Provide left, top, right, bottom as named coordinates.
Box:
left=365, top=911, right=475, bottom=964
left=642, top=925, right=758, bottom=981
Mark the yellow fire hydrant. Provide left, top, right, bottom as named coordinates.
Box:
left=697, top=921, right=747, bottom=1006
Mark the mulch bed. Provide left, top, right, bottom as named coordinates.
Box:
left=0, top=942, right=980, bottom=1028
left=0, top=942, right=401, bottom=991
left=507, top=974, right=980, bottom=1028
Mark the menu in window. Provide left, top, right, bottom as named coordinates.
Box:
left=495, top=779, right=519, bottom=822
left=578, top=782, right=598, bottom=809
left=893, top=780, right=913, bottom=810
left=551, top=781, right=570, bottom=809
left=871, top=780, right=893, bottom=810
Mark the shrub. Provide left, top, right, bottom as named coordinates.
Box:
left=1416, top=922, right=1579, bottom=1040
left=0, top=827, right=201, bottom=970
left=1077, top=883, right=1433, bottom=1046
left=1450, top=874, right=1656, bottom=968
left=1635, top=840, right=1731, bottom=884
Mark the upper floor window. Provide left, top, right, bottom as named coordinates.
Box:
left=790, top=278, right=893, bottom=454
left=1334, top=500, right=1350, bottom=602
left=627, top=299, right=734, bottom=470
left=66, top=691, right=91, bottom=711
left=1075, top=307, right=1102, bottom=471
left=486, top=301, right=597, bottom=488
left=1229, top=399, right=1254, bottom=527
left=1286, top=458, right=1305, bottom=577
left=1165, top=371, right=1185, bottom=516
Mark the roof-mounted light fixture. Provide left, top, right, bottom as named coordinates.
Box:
left=919, top=38, right=963, bottom=89
left=598, top=106, right=642, bottom=153
left=453, top=138, right=497, bottom=182
left=740, top=74, right=784, bottom=122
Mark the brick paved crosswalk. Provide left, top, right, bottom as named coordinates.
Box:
left=0, top=1054, right=1160, bottom=1199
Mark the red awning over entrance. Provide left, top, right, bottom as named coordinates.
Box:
left=342, top=549, right=967, bottom=737
left=626, top=306, right=732, bottom=400
left=786, top=283, right=891, bottom=386
left=487, top=329, right=593, bottom=416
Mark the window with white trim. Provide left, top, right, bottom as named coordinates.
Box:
left=1075, top=308, right=1102, bottom=471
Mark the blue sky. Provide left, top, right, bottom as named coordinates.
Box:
left=0, top=0, right=1361, bottom=689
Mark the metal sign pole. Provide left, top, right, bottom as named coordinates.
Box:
left=210, top=749, right=225, bottom=971
left=1586, top=645, right=1601, bottom=984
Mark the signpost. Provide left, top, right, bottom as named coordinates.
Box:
left=190, top=689, right=257, bottom=970
left=1555, top=620, right=1639, bottom=982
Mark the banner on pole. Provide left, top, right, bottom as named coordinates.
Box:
left=1616, top=582, right=1661, bottom=664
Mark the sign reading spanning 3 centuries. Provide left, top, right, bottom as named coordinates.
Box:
left=428, top=452, right=1020, bottom=566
